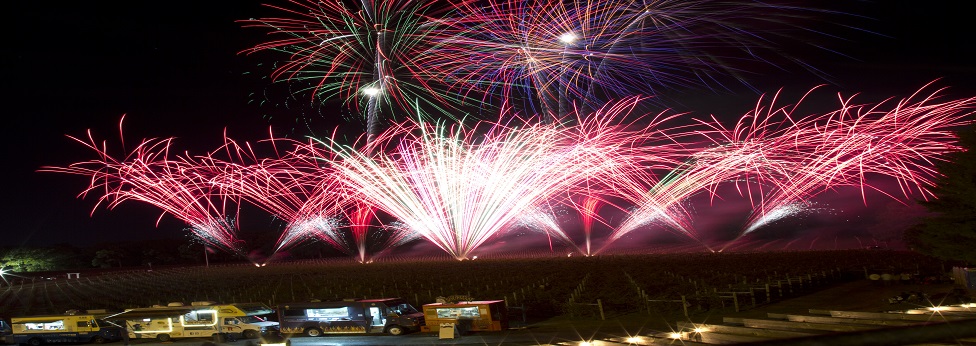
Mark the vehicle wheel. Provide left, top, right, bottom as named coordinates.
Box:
left=242, top=330, right=258, bottom=339
left=27, top=338, right=42, bottom=346
left=91, top=336, right=106, bottom=344
left=304, top=328, right=322, bottom=337
left=386, top=325, right=404, bottom=336
left=156, top=334, right=172, bottom=342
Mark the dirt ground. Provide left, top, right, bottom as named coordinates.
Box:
left=524, top=279, right=970, bottom=338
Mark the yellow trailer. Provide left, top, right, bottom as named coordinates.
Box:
left=420, top=300, right=507, bottom=333
left=8, top=314, right=123, bottom=346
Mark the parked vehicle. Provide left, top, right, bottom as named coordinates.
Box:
left=278, top=298, right=423, bottom=336
left=114, top=301, right=277, bottom=342
left=1, top=318, right=11, bottom=344
left=420, top=300, right=508, bottom=333
left=8, top=313, right=123, bottom=346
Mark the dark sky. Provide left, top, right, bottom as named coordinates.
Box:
left=2, top=1, right=975, bottom=248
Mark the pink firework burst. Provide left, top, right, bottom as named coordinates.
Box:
left=42, top=124, right=247, bottom=256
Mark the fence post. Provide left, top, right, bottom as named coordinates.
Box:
left=681, top=295, right=689, bottom=318
left=733, top=292, right=739, bottom=312
left=597, top=299, right=605, bottom=320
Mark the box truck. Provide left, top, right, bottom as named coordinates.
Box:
left=278, top=298, right=423, bottom=336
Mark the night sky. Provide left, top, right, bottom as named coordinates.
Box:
left=3, top=1, right=975, bottom=249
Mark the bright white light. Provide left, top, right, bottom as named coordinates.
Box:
left=693, top=327, right=708, bottom=333
left=559, top=32, right=577, bottom=44
left=578, top=342, right=593, bottom=346
left=668, top=332, right=683, bottom=339
left=0, top=267, right=9, bottom=285
left=625, top=336, right=642, bottom=344
left=472, top=256, right=478, bottom=260
left=929, top=306, right=946, bottom=311
left=362, top=86, right=381, bottom=96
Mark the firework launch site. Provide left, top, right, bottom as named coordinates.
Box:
left=1, top=249, right=973, bottom=345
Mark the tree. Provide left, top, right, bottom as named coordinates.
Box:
left=909, top=127, right=976, bottom=265
left=0, top=246, right=78, bottom=272
left=91, top=249, right=125, bottom=268
left=868, top=201, right=932, bottom=248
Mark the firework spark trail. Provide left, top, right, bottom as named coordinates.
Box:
left=241, top=0, right=477, bottom=140
left=577, top=196, right=605, bottom=256
left=421, top=0, right=848, bottom=117
left=196, top=135, right=414, bottom=262
left=737, top=86, right=976, bottom=236
left=510, top=206, right=580, bottom=254
left=200, top=137, right=314, bottom=221
left=603, top=137, right=779, bottom=251
left=365, top=221, right=424, bottom=262
left=347, top=204, right=375, bottom=263
left=41, top=133, right=246, bottom=255
left=278, top=214, right=346, bottom=254
left=742, top=202, right=813, bottom=235
left=314, top=97, right=683, bottom=259
left=175, top=131, right=370, bottom=258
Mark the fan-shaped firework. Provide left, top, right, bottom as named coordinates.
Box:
left=41, top=128, right=246, bottom=256
left=734, top=85, right=976, bottom=241
left=314, top=97, right=683, bottom=259
left=605, top=85, right=975, bottom=252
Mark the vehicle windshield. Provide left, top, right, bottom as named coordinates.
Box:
left=95, top=319, right=117, bottom=328
left=237, top=316, right=267, bottom=324
left=392, top=304, right=418, bottom=315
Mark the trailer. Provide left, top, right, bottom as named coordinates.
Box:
left=7, top=314, right=123, bottom=346
left=420, top=300, right=508, bottom=333
left=112, top=302, right=277, bottom=342
left=278, top=298, right=423, bottom=336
